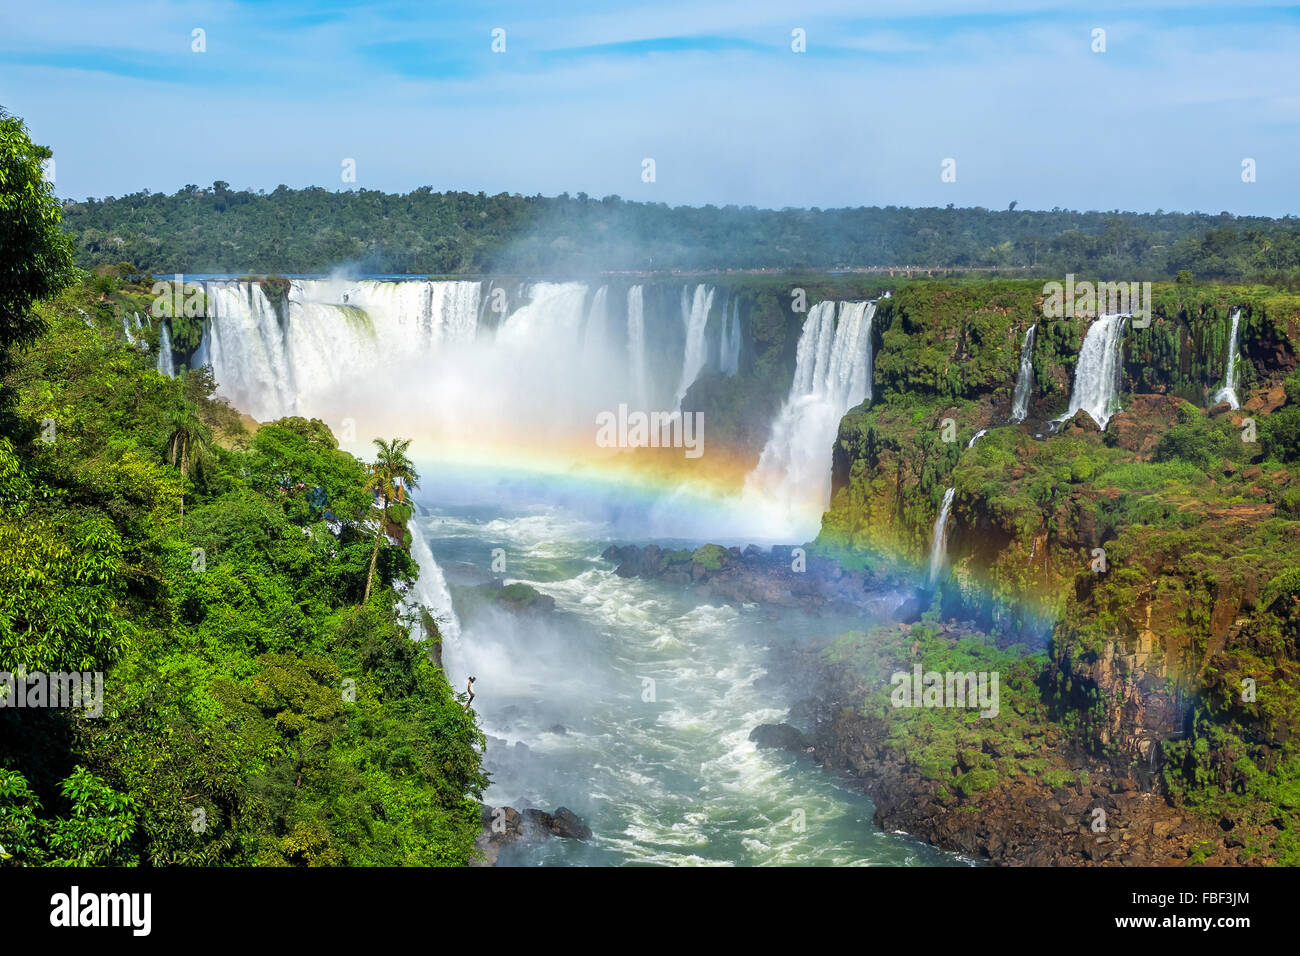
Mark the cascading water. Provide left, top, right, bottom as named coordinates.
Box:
left=204, top=280, right=297, bottom=421
left=626, top=285, right=647, bottom=409
left=200, top=278, right=482, bottom=422
left=157, top=322, right=175, bottom=377
left=406, top=518, right=462, bottom=651
left=195, top=277, right=974, bottom=867
left=743, top=299, right=876, bottom=540
left=1011, top=324, right=1036, bottom=422
left=1213, top=308, right=1243, bottom=410
left=719, top=297, right=741, bottom=376
left=1057, top=313, right=1127, bottom=430
left=928, top=487, right=956, bottom=585
left=675, top=284, right=716, bottom=407
left=581, top=286, right=610, bottom=364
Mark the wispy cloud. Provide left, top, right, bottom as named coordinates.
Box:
left=0, top=1, right=1296, bottom=215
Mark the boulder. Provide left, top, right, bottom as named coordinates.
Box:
left=749, top=722, right=812, bottom=753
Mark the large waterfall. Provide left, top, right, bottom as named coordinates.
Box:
left=1011, top=324, right=1035, bottom=422
left=194, top=278, right=739, bottom=463
left=1214, top=308, right=1243, bottom=410
left=927, top=487, right=956, bottom=585
left=742, top=300, right=877, bottom=540
left=1057, top=313, right=1127, bottom=430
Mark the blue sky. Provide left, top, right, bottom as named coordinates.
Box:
left=2, top=0, right=1298, bottom=214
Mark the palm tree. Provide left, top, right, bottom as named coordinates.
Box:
left=363, top=437, right=419, bottom=603
left=165, top=404, right=211, bottom=528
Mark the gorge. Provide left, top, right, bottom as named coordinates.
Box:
left=146, top=272, right=1300, bottom=865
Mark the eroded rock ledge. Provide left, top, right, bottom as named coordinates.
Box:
left=766, top=641, right=1254, bottom=867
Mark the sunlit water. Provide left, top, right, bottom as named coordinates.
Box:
left=413, top=482, right=970, bottom=867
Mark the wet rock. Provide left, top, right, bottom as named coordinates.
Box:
left=749, top=723, right=812, bottom=753
left=552, top=807, right=593, bottom=840
left=473, top=803, right=592, bottom=865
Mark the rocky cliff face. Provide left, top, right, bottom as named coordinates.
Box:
left=816, top=281, right=1300, bottom=856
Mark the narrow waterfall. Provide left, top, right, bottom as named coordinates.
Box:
left=743, top=299, right=876, bottom=539
left=627, top=285, right=647, bottom=408
left=122, top=317, right=138, bottom=348
left=719, top=297, right=741, bottom=376
left=967, top=429, right=988, bottom=448
left=156, top=322, right=175, bottom=377
left=675, top=284, right=715, bottom=407
left=1011, top=324, right=1036, bottom=422
left=1057, top=313, right=1127, bottom=430
left=1213, top=308, right=1243, bottom=410
left=407, top=519, right=462, bottom=650
left=927, top=487, right=956, bottom=585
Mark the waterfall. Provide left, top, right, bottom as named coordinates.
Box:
left=1057, top=313, right=1127, bottom=430
left=627, top=285, right=647, bottom=409
left=157, top=322, right=175, bottom=377
left=927, top=487, right=956, bottom=585
left=1011, top=324, right=1036, bottom=422
left=497, top=281, right=587, bottom=348
left=121, top=317, right=138, bottom=348
left=407, top=520, right=462, bottom=650
left=719, top=297, right=741, bottom=376
left=967, top=429, right=988, bottom=448
left=1213, top=308, right=1243, bottom=410
left=743, top=299, right=876, bottom=538
left=581, top=286, right=611, bottom=364
left=675, top=284, right=715, bottom=407
left=200, top=278, right=482, bottom=422
left=204, top=280, right=298, bottom=422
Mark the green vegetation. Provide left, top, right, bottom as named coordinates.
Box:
left=0, top=114, right=487, bottom=865
left=61, top=181, right=1300, bottom=280
left=826, top=624, right=1058, bottom=796
left=820, top=273, right=1300, bottom=863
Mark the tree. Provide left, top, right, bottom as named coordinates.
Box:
left=0, top=107, right=75, bottom=377
left=165, top=403, right=212, bottom=527
left=363, top=437, right=419, bottom=603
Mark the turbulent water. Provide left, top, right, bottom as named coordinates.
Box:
left=1214, top=308, right=1243, bottom=410
left=409, top=475, right=969, bottom=867
left=927, top=487, right=956, bottom=585
left=1057, top=313, right=1127, bottom=430
left=1011, top=324, right=1035, bottom=422
left=188, top=277, right=986, bottom=866
left=742, top=300, right=877, bottom=541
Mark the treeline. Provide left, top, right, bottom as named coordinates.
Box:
left=62, top=183, right=1300, bottom=282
